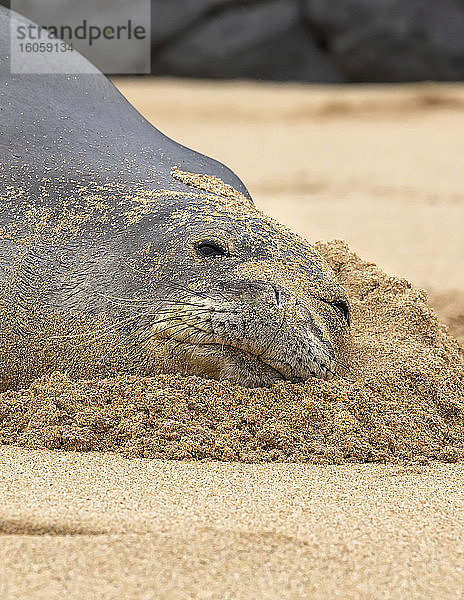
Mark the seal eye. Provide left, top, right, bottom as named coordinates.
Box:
left=331, top=300, right=350, bottom=325
left=195, top=240, right=228, bottom=258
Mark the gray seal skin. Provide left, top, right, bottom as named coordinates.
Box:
left=0, top=7, right=351, bottom=388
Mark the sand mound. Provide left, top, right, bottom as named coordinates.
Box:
left=1, top=241, right=463, bottom=464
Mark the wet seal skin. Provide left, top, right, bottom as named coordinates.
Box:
left=0, top=7, right=351, bottom=388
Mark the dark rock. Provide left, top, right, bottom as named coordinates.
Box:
left=152, top=0, right=343, bottom=82
left=305, top=0, right=464, bottom=82
left=304, top=0, right=398, bottom=37
left=5, top=0, right=464, bottom=82
left=151, top=0, right=233, bottom=47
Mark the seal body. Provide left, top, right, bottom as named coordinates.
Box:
left=0, top=7, right=350, bottom=388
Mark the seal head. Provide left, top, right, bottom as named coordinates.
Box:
left=140, top=172, right=351, bottom=386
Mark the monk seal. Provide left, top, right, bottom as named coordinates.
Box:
left=0, top=7, right=350, bottom=388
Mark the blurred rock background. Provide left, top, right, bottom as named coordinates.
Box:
left=149, top=0, right=464, bottom=82
left=3, top=0, right=464, bottom=81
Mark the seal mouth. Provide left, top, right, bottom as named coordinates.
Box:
left=190, top=341, right=292, bottom=380
left=156, top=338, right=316, bottom=387
left=143, top=293, right=343, bottom=387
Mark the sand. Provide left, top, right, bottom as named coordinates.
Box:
left=2, top=79, right=464, bottom=597
left=2, top=447, right=464, bottom=599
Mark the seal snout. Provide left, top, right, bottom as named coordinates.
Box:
left=147, top=275, right=348, bottom=387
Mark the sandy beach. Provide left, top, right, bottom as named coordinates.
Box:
left=1, top=446, right=464, bottom=599
left=2, top=79, right=464, bottom=598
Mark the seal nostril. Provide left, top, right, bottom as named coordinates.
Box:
left=330, top=300, right=350, bottom=326
left=274, top=288, right=283, bottom=308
